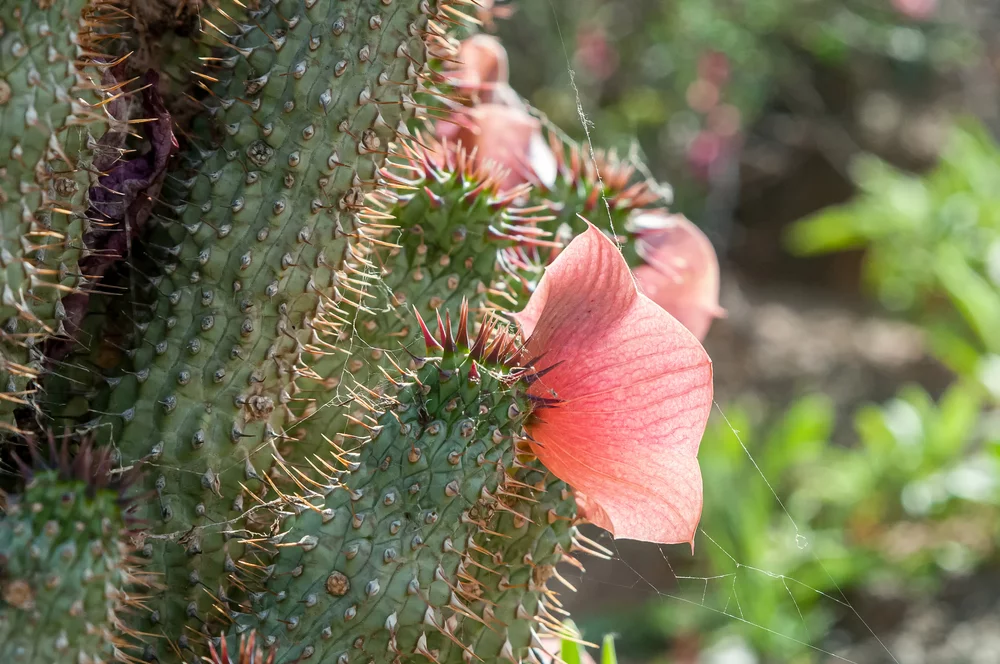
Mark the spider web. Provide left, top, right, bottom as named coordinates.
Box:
left=535, top=2, right=903, bottom=662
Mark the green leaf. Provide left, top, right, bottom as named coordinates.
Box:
left=933, top=244, right=1000, bottom=352
left=764, top=394, right=834, bottom=468
left=785, top=207, right=867, bottom=256
left=928, top=381, right=983, bottom=464
left=926, top=323, right=984, bottom=378
left=561, top=623, right=583, bottom=664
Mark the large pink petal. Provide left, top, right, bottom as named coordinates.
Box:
left=520, top=225, right=714, bottom=545
left=632, top=212, right=723, bottom=340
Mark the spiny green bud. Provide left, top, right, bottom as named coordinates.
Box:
left=0, top=437, right=143, bottom=664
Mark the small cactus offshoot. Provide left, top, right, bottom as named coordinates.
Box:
left=0, top=3, right=719, bottom=664
left=0, top=433, right=146, bottom=663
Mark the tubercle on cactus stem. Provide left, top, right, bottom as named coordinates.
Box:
left=216, top=301, right=586, bottom=664
left=274, top=131, right=563, bottom=458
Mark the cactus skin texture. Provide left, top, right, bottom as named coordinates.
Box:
left=0, top=0, right=109, bottom=429
left=0, top=3, right=647, bottom=664
left=76, top=1, right=476, bottom=657
left=224, top=310, right=580, bottom=664
left=0, top=442, right=139, bottom=664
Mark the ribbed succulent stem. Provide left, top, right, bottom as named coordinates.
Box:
left=222, top=314, right=579, bottom=664
left=0, top=0, right=119, bottom=430
left=72, top=1, right=464, bottom=657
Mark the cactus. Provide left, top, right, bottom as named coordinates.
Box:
left=62, top=1, right=529, bottom=658
left=0, top=0, right=107, bottom=428
left=223, top=306, right=582, bottom=663
left=0, top=3, right=717, bottom=664
left=0, top=436, right=144, bottom=663
left=0, top=1, right=174, bottom=433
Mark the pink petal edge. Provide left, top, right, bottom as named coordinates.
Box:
left=519, top=225, right=714, bottom=546
left=632, top=212, right=724, bottom=341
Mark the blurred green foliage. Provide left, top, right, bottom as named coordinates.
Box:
left=580, top=378, right=998, bottom=660
left=575, top=116, right=1000, bottom=660
left=560, top=626, right=618, bottom=664
left=790, top=122, right=1000, bottom=393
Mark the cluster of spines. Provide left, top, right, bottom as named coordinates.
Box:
left=523, top=126, right=667, bottom=279
left=372, top=133, right=565, bottom=309
left=208, top=632, right=275, bottom=664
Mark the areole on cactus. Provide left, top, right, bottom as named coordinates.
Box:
left=0, top=2, right=720, bottom=663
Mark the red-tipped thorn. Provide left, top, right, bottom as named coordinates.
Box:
left=462, top=178, right=492, bottom=204
left=456, top=298, right=471, bottom=349
left=424, top=185, right=445, bottom=209
left=413, top=306, right=443, bottom=351
left=436, top=310, right=455, bottom=353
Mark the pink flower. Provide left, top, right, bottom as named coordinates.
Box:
left=697, top=51, right=731, bottom=87
left=444, top=35, right=512, bottom=105
left=685, top=130, right=724, bottom=178
left=435, top=36, right=556, bottom=190
left=574, top=25, right=620, bottom=82
left=515, top=225, right=714, bottom=546
left=631, top=211, right=724, bottom=341
left=446, top=104, right=556, bottom=190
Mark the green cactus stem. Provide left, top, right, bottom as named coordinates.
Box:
left=0, top=0, right=116, bottom=428
left=220, top=305, right=587, bottom=664
left=109, top=127, right=558, bottom=661
left=66, top=1, right=477, bottom=657
left=0, top=436, right=145, bottom=664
